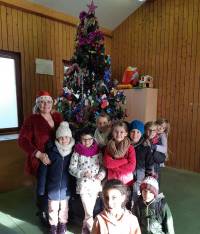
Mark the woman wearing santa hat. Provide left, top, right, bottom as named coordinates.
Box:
left=18, top=90, right=63, bottom=225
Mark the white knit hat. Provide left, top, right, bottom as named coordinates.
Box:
left=56, top=121, right=72, bottom=139
left=140, top=176, right=159, bottom=197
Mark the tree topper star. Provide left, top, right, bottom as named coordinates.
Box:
left=87, top=0, right=97, bottom=14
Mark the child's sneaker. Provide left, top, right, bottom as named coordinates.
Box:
left=160, top=163, right=165, bottom=167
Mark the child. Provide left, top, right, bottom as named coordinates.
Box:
left=94, top=112, right=111, bottom=149
left=144, top=122, right=166, bottom=180
left=92, top=179, right=141, bottom=234
left=129, top=120, right=154, bottom=203
left=103, top=121, right=136, bottom=186
left=156, top=118, right=170, bottom=166
left=37, top=121, right=75, bottom=234
left=69, top=127, right=105, bottom=234
left=132, top=176, right=175, bottom=234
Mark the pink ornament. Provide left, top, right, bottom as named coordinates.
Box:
left=101, top=99, right=109, bottom=109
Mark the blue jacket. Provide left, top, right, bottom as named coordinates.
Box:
left=37, top=142, right=72, bottom=200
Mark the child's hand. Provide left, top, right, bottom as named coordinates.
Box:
left=84, top=171, right=92, bottom=178
left=94, top=174, right=102, bottom=180
left=36, top=152, right=51, bottom=165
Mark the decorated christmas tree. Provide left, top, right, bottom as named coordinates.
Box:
left=57, top=0, right=126, bottom=128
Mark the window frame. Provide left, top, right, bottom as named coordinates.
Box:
left=0, top=50, right=23, bottom=134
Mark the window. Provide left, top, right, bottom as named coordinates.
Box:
left=0, top=50, right=22, bottom=134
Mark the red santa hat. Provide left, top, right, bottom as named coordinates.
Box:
left=33, top=90, right=53, bottom=114
left=35, top=90, right=53, bottom=104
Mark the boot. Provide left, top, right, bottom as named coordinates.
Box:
left=49, top=225, right=57, bottom=234
left=58, top=223, right=67, bottom=234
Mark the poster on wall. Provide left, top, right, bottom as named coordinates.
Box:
left=35, top=58, right=54, bottom=75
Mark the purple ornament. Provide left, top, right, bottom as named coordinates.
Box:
left=79, top=11, right=88, bottom=21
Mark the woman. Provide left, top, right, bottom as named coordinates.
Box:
left=18, top=90, right=63, bottom=225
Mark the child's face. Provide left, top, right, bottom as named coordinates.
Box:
left=130, top=129, right=142, bottom=143
left=104, top=188, right=126, bottom=214
left=146, top=126, right=157, bottom=139
left=142, top=189, right=155, bottom=203
left=81, top=134, right=94, bottom=148
left=112, top=126, right=127, bottom=143
left=97, top=116, right=110, bottom=133
left=57, top=136, right=71, bottom=146
left=157, top=123, right=166, bottom=134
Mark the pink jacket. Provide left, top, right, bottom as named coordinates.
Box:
left=103, top=145, right=136, bottom=185
left=92, top=209, right=141, bottom=234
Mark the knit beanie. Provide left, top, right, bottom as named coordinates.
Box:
left=140, top=176, right=159, bottom=197
left=129, top=120, right=144, bottom=135
left=56, top=121, right=72, bottom=139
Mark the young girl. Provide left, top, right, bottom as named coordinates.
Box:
left=132, top=176, right=175, bottom=234
left=37, top=121, right=75, bottom=234
left=156, top=118, right=170, bottom=163
left=144, top=121, right=166, bottom=180
left=129, top=120, right=154, bottom=203
left=92, top=179, right=141, bottom=234
left=103, top=121, right=136, bottom=186
left=94, top=112, right=111, bottom=149
left=69, top=127, right=105, bottom=234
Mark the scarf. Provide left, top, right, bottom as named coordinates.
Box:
left=74, top=141, right=100, bottom=157
left=107, top=137, right=131, bottom=159
left=55, top=138, right=75, bottom=157
left=94, top=128, right=110, bottom=146
left=151, top=134, right=159, bottom=144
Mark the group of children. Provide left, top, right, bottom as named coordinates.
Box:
left=38, top=112, right=174, bottom=234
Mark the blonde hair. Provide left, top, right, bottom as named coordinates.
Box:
left=144, top=121, right=157, bottom=133
left=112, top=120, right=129, bottom=134
left=156, top=118, right=170, bottom=136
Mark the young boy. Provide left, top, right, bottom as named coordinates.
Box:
left=132, top=176, right=175, bottom=234
left=37, top=121, right=75, bottom=234
left=94, top=112, right=111, bottom=149
left=129, top=120, right=154, bottom=203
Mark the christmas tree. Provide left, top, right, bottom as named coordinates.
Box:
left=57, top=0, right=126, bottom=128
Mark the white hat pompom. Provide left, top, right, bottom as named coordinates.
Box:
left=56, top=121, right=72, bottom=138
left=59, top=121, right=70, bottom=128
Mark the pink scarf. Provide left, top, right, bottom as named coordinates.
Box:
left=74, top=141, right=100, bottom=157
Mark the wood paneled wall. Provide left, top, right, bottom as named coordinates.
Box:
left=0, top=1, right=112, bottom=117
left=112, top=0, right=200, bottom=172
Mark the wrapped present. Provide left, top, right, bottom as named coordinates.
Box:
left=122, top=66, right=139, bottom=86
